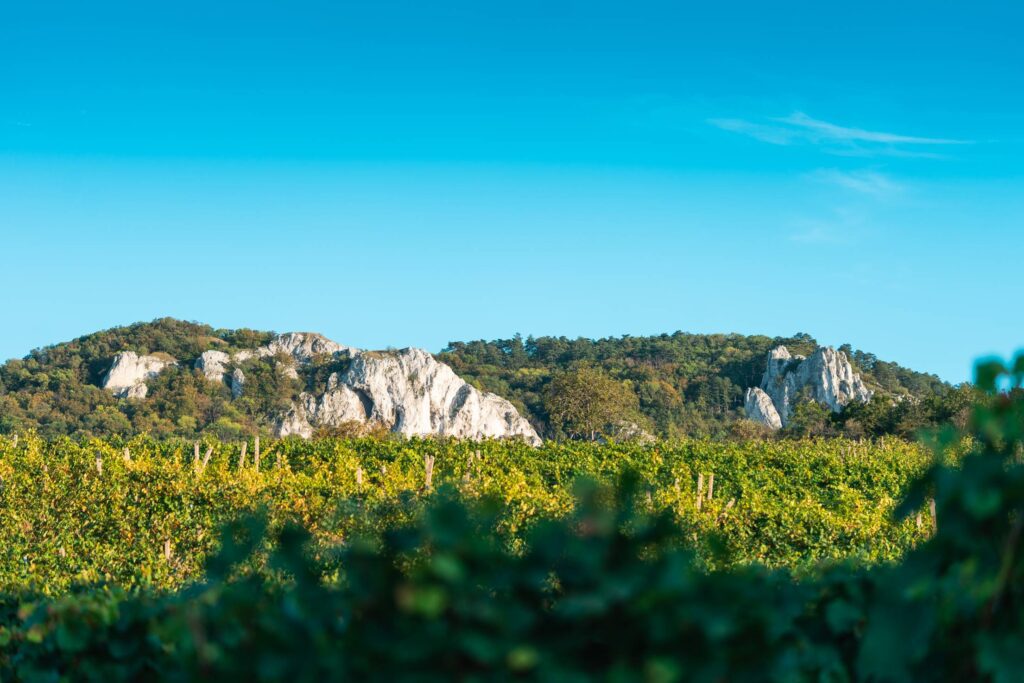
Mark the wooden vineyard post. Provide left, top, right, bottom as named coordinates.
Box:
left=424, top=454, right=435, bottom=490
left=696, top=474, right=705, bottom=511
left=199, top=446, right=213, bottom=474
left=356, top=466, right=364, bottom=490
left=123, top=447, right=131, bottom=463
left=254, top=436, right=261, bottom=473
left=239, top=441, right=247, bottom=469
left=95, top=455, right=103, bottom=476
left=707, top=473, right=715, bottom=502
left=929, top=498, right=937, bottom=533
left=193, top=442, right=201, bottom=470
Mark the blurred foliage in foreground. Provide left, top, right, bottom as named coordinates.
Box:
left=0, top=355, right=1021, bottom=681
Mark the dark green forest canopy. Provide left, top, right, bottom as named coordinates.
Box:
left=0, top=318, right=957, bottom=440
left=438, top=332, right=954, bottom=438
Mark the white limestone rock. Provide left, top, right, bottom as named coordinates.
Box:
left=229, top=368, right=246, bottom=399
left=231, top=348, right=263, bottom=364
left=306, top=383, right=369, bottom=425
left=201, top=333, right=348, bottom=398
left=745, top=345, right=872, bottom=429
left=336, top=348, right=541, bottom=444
left=266, top=332, right=357, bottom=363
left=744, top=387, right=783, bottom=430
left=282, top=363, right=300, bottom=380
left=102, top=352, right=177, bottom=399
left=190, top=332, right=539, bottom=444
left=791, top=346, right=872, bottom=413
left=195, top=349, right=247, bottom=398
left=760, top=346, right=800, bottom=425
left=277, top=347, right=541, bottom=443
left=195, top=350, right=231, bottom=382
left=275, top=403, right=314, bottom=439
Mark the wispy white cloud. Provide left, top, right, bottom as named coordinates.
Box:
left=808, top=169, right=904, bottom=197
left=776, top=112, right=965, bottom=145
left=709, top=111, right=969, bottom=157
left=788, top=207, right=866, bottom=245
left=706, top=117, right=801, bottom=145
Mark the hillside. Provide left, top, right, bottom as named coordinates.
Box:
left=0, top=318, right=958, bottom=440
left=440, top=331, right=959, bottom=438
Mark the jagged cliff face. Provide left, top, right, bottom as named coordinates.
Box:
left=289, top=346, right=540, bottom=444
left=745, top=345, right=872, bottom=429
left=744, top=387, right=782, bottom=430
left=101, top=333, right=541, bottom=444
left=101, top=352, right=177, bottom=399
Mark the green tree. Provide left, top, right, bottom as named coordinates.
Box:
left=784, top=399, right=835, bottom=437
left=544, top=366, right=640, bottom=440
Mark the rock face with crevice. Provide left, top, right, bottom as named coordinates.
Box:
left=195, top=350, right=230, bottom=382
left=744, top=345, right=872, bottom=429
left=267, top=332, right=357, bottom=363
left=743, top=387, right=782, bottom=430
left=105, top=332, right=541, bottom=444
left=295, top=347, right=541, bottom=444
left=276, top=404, right=315, bottom=439
left=102, top=352, right=177, bottom=399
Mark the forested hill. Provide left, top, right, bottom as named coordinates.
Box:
left=0, top=318, right=955, bottom=440
left=439, top=332, right=955, bottom=439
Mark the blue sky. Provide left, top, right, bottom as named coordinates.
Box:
left=1, top=1, right=1021, bottom=382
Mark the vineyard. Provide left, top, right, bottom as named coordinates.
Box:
left=0, top=355, right=1022, bottom=681
left=0, top=434, right=932, bottom=595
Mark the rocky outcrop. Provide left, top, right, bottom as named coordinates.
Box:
left=276, top=404, right=315, bottom=439
left=229, top=368, right=246, bottom=399
left=744, top=387, right=782, bottom=430
left=198, top=333, right=352, bottom=399
left=232, top=332, right=356, bottom=365
left=102, top=352, right=177, bottom=399
left=745, top=345, right=872, bottom=429
left=303, top=382, right=367, bottom=426
left=289, top=348, right=542, bottom=444
left=266, top=332, right=357, bottom=363
left=195, top=350, right=230, bottom=382
left=103, top=331, right=540, bottom=444
left=196, top=349, right=246, bottom=397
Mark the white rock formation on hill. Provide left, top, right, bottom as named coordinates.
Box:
left=228, top=368, right=246, bottom=399
left=296, top=347, right=541, bottom=444
left=276, top=404, right=315, bottom=439
left=108, top=332, right=541, bottom=444
left=195, top=350, right=230, bottom=382
left=743, top=387, right=782, bottom=430
left=744, top=345, right=872, bottom=429
left=102, top=351, right=177, bottom=399
left=266, top=332, right=357, bottom=363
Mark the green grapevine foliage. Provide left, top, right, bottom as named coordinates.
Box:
left=0, top=435, right=930, bottom=594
